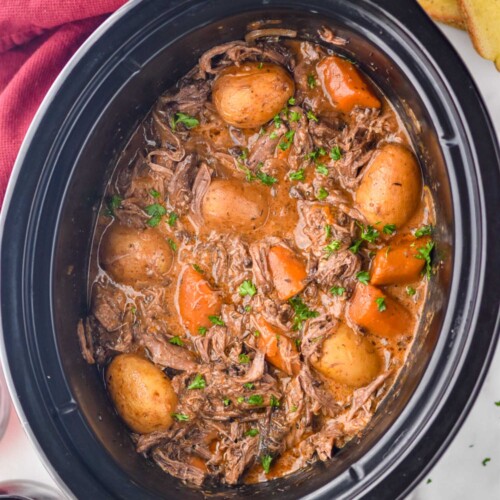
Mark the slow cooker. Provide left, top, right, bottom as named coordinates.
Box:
left=1, top=0, right=499, bottom=498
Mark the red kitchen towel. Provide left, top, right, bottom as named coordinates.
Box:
left=0, top=0, right=127, bottom=208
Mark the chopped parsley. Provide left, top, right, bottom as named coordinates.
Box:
left=244, top=305, right=252, bottom=312
left=294, top=338, right=302, bottom=349
left=289, top=110, right=301, bottom=122
left=306, top=110, right=319, bottom=122
left=107, top=194, right=122, bottom=215
left=261, top=455, right=273, bottom=474
left=414, top=224, right=433, bottom=238
left=188, top=374, right=206, bottom=390
left=316, top=187, right=329, bottom=200
left=238, top=280, right=257, bottom=297
left=289, top=169, right=305, bottom=181
left=329, top=145, right=342, bottom=161
left=375, top=297, right=386, bottom=312
left=172, top=413, right=189, bottom=422
left=325, top=224, right=332, bottom=238
left=495, top=401, right=500, bottom=406
left=243, top=382, right=254, bottom=390
left=307, top=74, right=317, bottom=89
left=482, top=457, right=491, bottom=466
left=426, top=479, right=432, bottom=484
left=383, top=224, right=396, bottom=235
left=167, top=211, right=178, bottom=227
left=256, top=168, right=278, bottom=186
left=278, top=129, right=295, bottom=151
left=192, top=264, right=204, bottom=274
left=209, top=315, right=225, bottom=326
left=356, top=271, right=370, bottom=285
left=289, top=296, right=319, bottom=330
left=167, top=238, right=177, bottom=251
left=291, top=405, right=298, bottom=412
left=237, top=396, right=245, bottom=404
left=270, top=395, right=280, bottom=408
left=349, top=240, right=363, bottom=253
left=349, top=224, right=380, bottom=253
left=324, top=240, right=341, bottom=256
left=269, top=131, right=278, bottom=139
left=253, top=330, right=260, bottom=337
left=257, top=62, right=263, bottom=69
left=198, top=326, right=208, bottom=336
left=330, top=286, right=346, bottom=296
left=223, top=398, right=231, bottom=406
left=247, top=394, right=264, bottom=405
left=169, top=336, right=184, bottom=346
left=416, top=241, right=434, bottom=278
left=316, top=164, right=329, bottom=175
left=306, top=147, right=326, bottom=161
left=239, top=353, right=250, bottom=364
left=273, top=114, right=282, bottom=127
left=406, top=286, right=416, bottom=296
left=149, top=188, right=160, bottom=198
left=245, top=428, right=259, bottom=437
left=144, top=203, right=166, bottom=227
left=288, top=97, right=296, bottom=105
left=170, top=112, right=199, bottom=131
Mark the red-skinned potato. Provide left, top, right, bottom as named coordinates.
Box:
left=212, top=62, right=294, bottom=129
left=106, top=353, right=177, bottom=434
left=312, top=323, right=382, bottom=388
left=100, top=223, right=173, bottom=288
left=356, top=144, right=422, bottom=227
left=317, top=55, right=381, bottom=114
left=202, top=179, right=269, bottom=232
left=348, top=284, right=413, bottom=338
left=370, top=236, right=431, bottom=285
left=177, top=266, right=222, bottom=334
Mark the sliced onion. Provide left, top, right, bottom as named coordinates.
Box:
left=245, top=28, right=298, bottom=44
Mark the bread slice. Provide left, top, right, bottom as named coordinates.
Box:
left=418, top=0, right=466, bottom=29
left=460, top=0, right=500, bottom=70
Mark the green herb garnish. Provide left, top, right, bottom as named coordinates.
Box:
left=482, top=458, right=491, bottom=466
left=223, top=398, right=231, bottom=406
left=306, top=110, right=318, bottom=122
left=247, top=394, right=264, bottom=405
left=239, top=353, right=250, bottom=364
left=375, top=297, right=386, bottom=312
left=329, top=145, right=342, bottom=160
left=316, top=187, right=329, bottom=200
left=330, top=286, right=345, bottom=296
left=198, top=326, right=208, bottom=336
left=261, top=455, right=273, bottom=474
left=316, top=164, right=328, bottom=175
left=256, top=169, right=278, bottom=186
left=209, top=315, right=225, bottom=326
left=167, top=211, right=178, bottom=227
left=167, top=238, right=177, bottom=251
left=188, top=374, right=206, bottom=390
left=289, top=111, right=301, bottom=122
left=307, top=74, right=317, bottom=89
left=169, top=336, right=184, bottom=346
left=356, top=271, right=370, bottom=285
left=245, top=428, right=259, bottom=437
left=325, top=240, right=341, bottom=256
left=416, top=241, right=434, bottom=278
left=239, top=280, right=257, bottom=297
left=144, top=203, right=166, bottom=227
left=270, top=395, right=280, bottom=408
left=414, top=224, right=433, bottom=238
left=289, top=169, right=305, bottom=181
left=172, top=413, right=189, bottom=422
left=107, top=194, right=122, bottom=215
left=149, top=188, right=160, bottom=198
left=243, top=382, right=254, bottom=390
left=192, top=264, right=204, bottom=274
left=170, top=112, right=199, bottom=131
left=406, top=286, right=416, bottom=296
left=289, top=296, right=319, bottom=330
left=383, top=224, right=396, bottom=235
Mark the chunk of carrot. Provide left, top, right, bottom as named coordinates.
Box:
left=370, top=236, right=430, bottom=286
left=177, top=266, right=222, bottom=334
left=348, top=284, right=413, bottom=338
left=268, top=246, right=307, bottom=301
left=316, top=55, right=381, bottom=114
left=254, top=318, right=301, bottom=376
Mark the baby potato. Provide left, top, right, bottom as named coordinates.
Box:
left=106, top=353, right=177, bottom=434
left=356, top=144, right=422, bottom=227
left=202, top=179, right=269, bottom=232
left=212, top=62, right=294, bottom=129
left=100, top=223, right=173, bottom=288
left=312, top=323, right=381, bottom=388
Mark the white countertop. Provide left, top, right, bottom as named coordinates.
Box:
left=0, top=21, right=499, bottom=500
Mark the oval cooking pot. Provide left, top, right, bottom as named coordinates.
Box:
left=1, top=0, right=499, bottom=499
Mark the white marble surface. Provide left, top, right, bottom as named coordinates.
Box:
left=0, top=20, right=499, bottom=500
